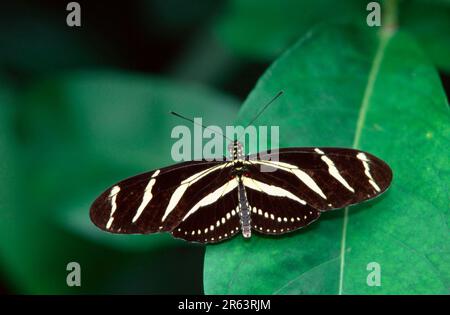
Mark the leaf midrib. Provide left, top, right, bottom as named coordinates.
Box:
left=337, top=9, right=397, bottom=294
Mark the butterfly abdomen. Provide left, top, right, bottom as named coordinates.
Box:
left=238, top=179, right=251, bottom=238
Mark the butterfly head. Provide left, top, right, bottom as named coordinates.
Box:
left=228, top=140, right=244, bottom=161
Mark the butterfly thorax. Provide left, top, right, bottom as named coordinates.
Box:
left=228, top=140, right=244, bottom=162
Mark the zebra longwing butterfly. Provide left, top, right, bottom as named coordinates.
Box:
left=90, top=141, right=392, bottom=244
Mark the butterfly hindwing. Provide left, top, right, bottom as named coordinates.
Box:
left=171, top=183, right=241, bottom=243
left=242, top=176, right=321, bottom=235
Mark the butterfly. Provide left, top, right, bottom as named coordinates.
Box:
left=90, top=143, right=392, bottom=244
left=90, top=93, right=392, bottom=244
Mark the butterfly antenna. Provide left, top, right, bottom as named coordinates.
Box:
left=244, top=91, right=284, bottom=128
left=170, top=111, right=234, bottom=142
left=236, top=91, right=284, bottom=143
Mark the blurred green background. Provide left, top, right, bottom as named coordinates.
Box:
left=0, top=0, right=449, bottom=294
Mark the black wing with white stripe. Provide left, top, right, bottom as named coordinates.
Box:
left=247, top=147, right=392, bottom=213
left=243, top=177, right=321, bottom=235
left=90, top=159, right=233, bottom=236
left=171, top=185, right=241, bottom=243
left=90, top=146, right=392, bottom=243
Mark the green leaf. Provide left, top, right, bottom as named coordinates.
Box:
left=216, top=0, right=363, bottom=60
left=0, top=80, right=16, bottom=212
left=216, top=0, right=450, bottom=72
left=1, top=71, right=239, bottom=293
left=0, top=2, right=107, bottom=74
left=400, top=0, right=450, bottom=72
left=204, top=24, right=449, bottom=294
